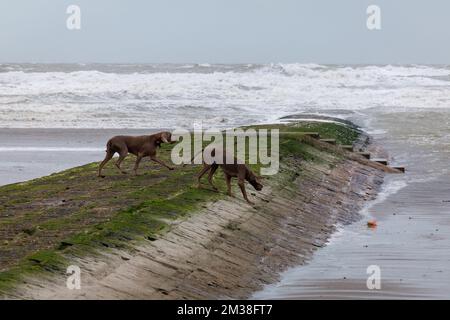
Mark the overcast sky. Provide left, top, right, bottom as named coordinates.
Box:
left=0, top=0, right=448, bottom=64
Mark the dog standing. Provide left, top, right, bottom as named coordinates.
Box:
left=98, top=131, right=175, bottom=177
left=195, top=148, right=263, bottom=205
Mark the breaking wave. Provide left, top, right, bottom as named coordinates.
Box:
left=0, top=63, right=449, bottom=128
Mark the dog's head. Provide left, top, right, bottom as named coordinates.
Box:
left=156, top=131, right=175, bottom=145
left=247, top=172, right=263, bottom=191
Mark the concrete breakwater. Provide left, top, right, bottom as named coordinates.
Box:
left=1, top=121, right=391, bottom=299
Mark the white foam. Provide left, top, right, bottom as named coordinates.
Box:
left=360, top=178, right=408, bottom=219
left=1, top=64, right=450, bottom=128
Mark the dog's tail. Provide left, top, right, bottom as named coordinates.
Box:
left=105, top=140, right=113, bottom=153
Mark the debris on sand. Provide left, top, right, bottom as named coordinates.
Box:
left=367, top=220, right=378, bottom=228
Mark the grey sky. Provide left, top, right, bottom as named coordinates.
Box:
left=0, top=0, right=448, bottom=64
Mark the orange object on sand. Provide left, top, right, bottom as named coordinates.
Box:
left=367, top=220, right=378, bottom=228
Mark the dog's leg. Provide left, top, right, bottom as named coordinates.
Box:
left=207, top=164, right=219, bottom=191
left=197, top=164, right=212, bottom=188
left=115, top=151, right=128, bottom=174
left=98, top=151, right=114, bottom=178
left=225, top=174, right=233, bottom=197
left=133, top=154, right=144, bottom=176
left=238, top=178, right=254, bottom=205
left=150, top=156, right=174, bottom=170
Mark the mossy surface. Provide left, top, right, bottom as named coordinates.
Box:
left=0, top=121, right=360, bottom=292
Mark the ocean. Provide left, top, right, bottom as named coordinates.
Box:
left=1, top=63, right=449, bottom=129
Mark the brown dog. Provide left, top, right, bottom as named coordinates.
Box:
left=98, top=131, right=175, bottom=177
left=196, top=148, right=263, bottom=205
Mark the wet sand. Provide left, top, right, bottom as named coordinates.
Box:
left=254, top=110, right=450, bottom=299
left=254, top=175, right=450, bottom=299
left=0, top=129, right=159, bottom=186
